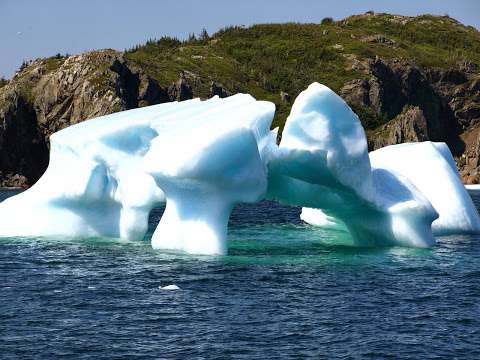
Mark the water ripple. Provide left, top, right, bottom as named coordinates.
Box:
left=1, top=191, right=480, bottom=359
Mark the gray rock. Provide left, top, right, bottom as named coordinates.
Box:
left=209, top=81, right=230, bottom=98
left=168, top=73, right=193, bottom=101
left=373, top=106, right=428, bottom=149
left=360, top=34, right=395, bottom=45
left=280, top=91, right=291, bottom=103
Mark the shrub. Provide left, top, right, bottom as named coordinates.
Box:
left=321, top=17, right=334, bottom=25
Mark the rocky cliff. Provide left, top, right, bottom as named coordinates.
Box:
left=0, top=50, right=191, bottom=186
left=1, top=13, right=479, bottom=186
left=343, top=57, right=480, bottom=181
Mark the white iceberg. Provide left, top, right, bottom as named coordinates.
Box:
left=465, top=184, right=480, bottom=192
left=267, top=83, right=438, bottom=247
left=0, top=94, right=276, bottom=255
left=0, top=97, right=230, bottom=240
left=159, top=284, right=181, bottom=291
left=300, top=207, right=347, bottom=231
left=144, top=94, right=276, bottom=255
left=0, top=101, right=181, bottom=239
left=303, top=141, right=480, bottom=238
left=369, top=142, right=480, bottom=235
left=0, top=82, right=477, bottom=254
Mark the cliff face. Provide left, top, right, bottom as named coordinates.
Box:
left=0, top=91, right=47, bottom=187
left=341, top=57, right=480, bottom=182
left=0, top=50, right=176, bottom=186
left=1, top=13, right=480, bottom=186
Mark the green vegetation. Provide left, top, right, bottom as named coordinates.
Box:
left=18, top=60, right=31, bottom=72
left=341, top=13, right=480, bottom=68
left=0, top=77, right=8, bottom=89
left=124, top=13, right=480, bottom=131
left=350, top=103, right=389, bottom=129
left=321, top=17, right=334, bottom=25
left=7, top=13, right=479, bottom=132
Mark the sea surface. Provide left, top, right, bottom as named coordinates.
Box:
left=1, top=189, right=480, bottom=359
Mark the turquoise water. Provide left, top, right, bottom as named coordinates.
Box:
left=1, top=190, right=480, bottom=359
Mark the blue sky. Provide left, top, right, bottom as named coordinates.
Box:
left=1, top=0, right=479, bottom=78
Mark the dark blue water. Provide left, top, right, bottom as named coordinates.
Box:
left=1, top=190, right=480, bottom=359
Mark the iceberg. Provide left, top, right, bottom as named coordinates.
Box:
left=0, top=81, right=477, bottom=254
left=144, top=94, right=276, bottom=254
left=369, top=142, right=480, bottom=235
left=0, top=101, right=178, bottom=239
left=302, top=141, right=480, bottom=238
left=466, top=184, right=480, bottom=192
left=300, top=207, right=347, bottom=232
left=267, top=83, right=438, bottom=247
left=0, top=94, right=276, bottom=255
left=0, top=97, right=225, bottom=240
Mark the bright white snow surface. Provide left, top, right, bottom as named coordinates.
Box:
left=0, top=82, right=478, bottom=254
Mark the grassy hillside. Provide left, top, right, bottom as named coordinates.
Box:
left=124, top=12, right=480, bottom=130
left=6, top=12, right=480, bottom=133
left=2, top=12, right=480, bottom=186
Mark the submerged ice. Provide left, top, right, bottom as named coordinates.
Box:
left=0, top=82, right=478, bottom=254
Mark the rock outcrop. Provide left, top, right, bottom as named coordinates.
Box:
left=360, top=34, right=396, bottom=46
left=279, top=91, right=291, bottom=103
left=209, top=81, right=230, bottom=98
left=2, top=51, right=480, bottom=186
left=0, top=50, right=169, bottom=186
left=373, top=106, right=429, bottom=149
left=342, top=58, right=454, bottom=144
left=167, top=72, right=193, bottom=101
left=340, top=57, right=480, bottom=182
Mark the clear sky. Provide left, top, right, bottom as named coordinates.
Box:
left=1, top=0, right=479, bottom=79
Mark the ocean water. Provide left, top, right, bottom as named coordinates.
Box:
left=1, top=190, right=480, bottom=359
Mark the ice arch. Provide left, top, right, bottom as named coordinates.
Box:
left=0, top=82, right=478, bottom=254
left=267, top=83, right=439, bottom=247
left=0, top=94, right=277, bottom=255
left=300, top=142, right=480, bottom=239
left=0, top=96, right=266, bottom=241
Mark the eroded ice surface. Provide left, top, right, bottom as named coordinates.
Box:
left=268, top=83, right=438, bottom=247
left=0, top=82, right=477, bottom=254
left=144, top=94, right=276, bottom=255
left=303, top=142, right=480, bottom=238
left=0, top=94, right=276, bottom=255
left=370, top=142, right=480, bottom=235
left=0, top=101, right=178, bottom=239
